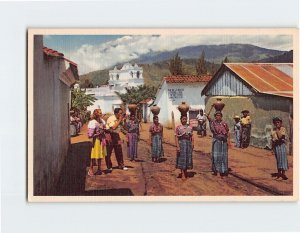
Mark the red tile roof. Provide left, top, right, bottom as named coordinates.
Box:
left=224, top=63, right=293, bottom=98
left=43, top=47, right=77, bottom=67
left=165, top=75, right=212, bottom=83
left=139, top=98, right=152, bottom=104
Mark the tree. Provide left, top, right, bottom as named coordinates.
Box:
left=71, top=88, right=97, bottom=112
left=196, top=50, right=207, bottom=75
left=209, top=61, right=219, bottom=76
left=169, top=52, right=183, bottom=75
left=115, top=85, right=157, bottom=105
left=222, top=56, right=230, bottom=64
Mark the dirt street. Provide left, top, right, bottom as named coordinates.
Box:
left=68, top=123, right=293, bottom=196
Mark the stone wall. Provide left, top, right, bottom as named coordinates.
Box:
left=205, top=96, right=293, bottom=154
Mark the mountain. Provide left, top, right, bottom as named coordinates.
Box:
left=132, top=44, right=286, bottom=64
left=256, top=50, right=293, bottom=63
left=79, top=43, right=289, bottom=88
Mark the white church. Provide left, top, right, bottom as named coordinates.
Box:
left=85, top=63, right=144, bottom=114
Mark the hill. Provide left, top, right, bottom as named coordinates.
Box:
left=79, top=43, right=289, bottom=88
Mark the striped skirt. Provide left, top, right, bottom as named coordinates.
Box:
left=241, top=125, right=251, bottom=148
left=274, top=143, right=288, bottom=171
left=151, top=134, right=164, bottom=158
left=176, top=139, right=193, bottom=170
left=127, top=133, right=138, bottom=159
left=211, top=138, right=228, bottom=174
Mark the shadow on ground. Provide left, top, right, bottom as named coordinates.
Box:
left=54, top=141, right=134, bottom=196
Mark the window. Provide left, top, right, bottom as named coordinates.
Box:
left=116, top=74, right=119, bottom=80
left=130, top=71, right=133, bottom=78
left=137, top=71, right=140, bottom=79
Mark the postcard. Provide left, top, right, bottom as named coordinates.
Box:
left=27, top=28, right=298, bottom=202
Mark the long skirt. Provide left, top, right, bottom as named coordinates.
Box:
left=274, top=143, right=288, bottom=171
left=91, top=138, right=107, bottom=159
left=127, top=133, right=138, bottom=160
left=211, top=138, right=228, bottom=173
left=241, top=125, right=251, bottom=148
left=176, top=139, right=193, bottom=170
left=151, top=134, right=164, bottom=158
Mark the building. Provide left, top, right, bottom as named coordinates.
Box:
left=86, top=63, right=144, bottom=113
left=152, top=75, right=212, bottom=127
left=139, top=98, right=153, bottom=123
left=33, top=36, right=79, bottom=195
left=201, top=63, right=293, bottom=152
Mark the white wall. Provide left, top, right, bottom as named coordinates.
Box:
left=87, top=95, right=122, bottom=114
left=34, top=35, right=70, bottom=195
left=152, top=81, right=207, bottom=127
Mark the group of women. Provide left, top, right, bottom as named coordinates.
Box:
left=87, top=108, right=289, bottom=181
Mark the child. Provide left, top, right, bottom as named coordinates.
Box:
left=175, top=114, right=194, bottom=179
left=233, top=115, right=241, bottom=148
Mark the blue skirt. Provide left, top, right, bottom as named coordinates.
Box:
left=151, top=134, right=164, bottom=158
left=176, top=139, right=193, bottom=170
left=274, top=143, right=288, bottom=171
left=211, top=138, right=228, bottom=173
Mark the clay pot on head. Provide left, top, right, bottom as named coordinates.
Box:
left=178, top=102, right=190, bottom=115
left=128, top=104, right=137, bottom=114
left=214, top=98, right=225, bottom=112
left=150, top=105, right=160, bottom=115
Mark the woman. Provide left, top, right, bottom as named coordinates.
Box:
left=208, top=111, right=230, bottom=177
left=87, top=109, right=107, bottom=176
left=271, top=117, right=288, bottom=180
left=175, top=114, right=194, bottom=179
left=125, top=113, right=140, bottom=161
left=149, top=115, right=164, bottom=162
left=240, top=110, right=252, bottom=148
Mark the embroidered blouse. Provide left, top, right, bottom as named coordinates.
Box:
left=125, top=120, right=140, bottom=134
left=271, top=126, right=286, bottom=143
left=210, top=120, right=229, bottom=139
left=175, top=124, right=193, bottom=140
left=149, top=123, right=163, bottom=135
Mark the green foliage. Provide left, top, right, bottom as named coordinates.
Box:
left=115, top=85, right=157, bottom=105
left=71, top=88, right=97, bottom=112
left=196, top=50, right=208, bottom=75
left=169, top=52, right=184, bottom=75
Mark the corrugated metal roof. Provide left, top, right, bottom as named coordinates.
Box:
left=43, top=47, right=77, bottom=67
left=165, top=75, right=212, bottom=83
left=202, top=63, right=293, bottom=98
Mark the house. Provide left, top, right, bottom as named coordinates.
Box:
left=201, top=63, right=293, bottom=153
left=33, top=36, right=79, bottom=195
left=152, top=75, right=212, bottom=127
left=86, top=63, right=144, bottom=114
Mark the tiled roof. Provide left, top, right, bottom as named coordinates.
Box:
left=224, top=63, right=293, bottom=98
left=165, top=75, right=212, bottom=83
left=43, top=47, right=77, bottom=66
left=139, top=98, right=152, bottom=104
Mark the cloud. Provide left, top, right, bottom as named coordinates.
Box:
left=65, top=34, right=292, bottom=74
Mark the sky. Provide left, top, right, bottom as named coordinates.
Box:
left=44, top=34, right=293, bottom=75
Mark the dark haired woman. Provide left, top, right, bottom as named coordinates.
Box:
left=149, top=115, right=164, bottom=162
left=125, top=113, right=140, bottom=161
left=271, top=117, right=288, bottom=180
left=208, top=111, right=230, bottom=177
left=175, top=114, right=194, bottom=179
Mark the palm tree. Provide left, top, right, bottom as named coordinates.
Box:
left=71, top=88, right=97, bottom=112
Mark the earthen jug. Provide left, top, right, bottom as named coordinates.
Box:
left=150, top=105, right=160, bottom=115
left=214, top=98, right=225, bottom=111
left=178, top=102, right=190, bottom=114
